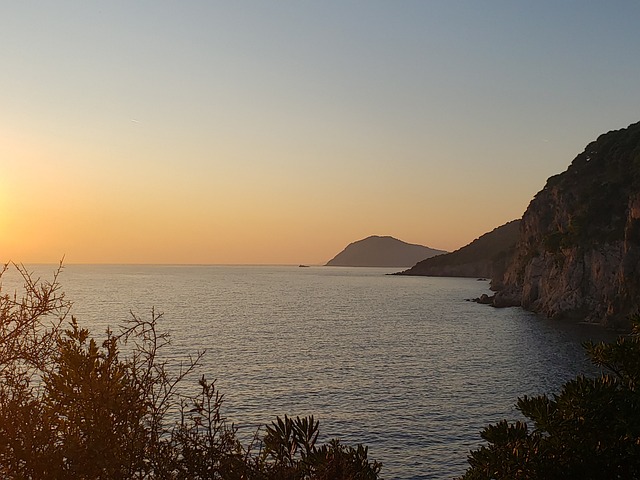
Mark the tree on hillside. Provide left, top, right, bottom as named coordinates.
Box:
left=0, top=263, right=381, bottom=479
left=460, top=318, right=640, bottom=480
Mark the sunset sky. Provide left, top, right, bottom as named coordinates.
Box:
left=2, top=2, right=640, bottom=265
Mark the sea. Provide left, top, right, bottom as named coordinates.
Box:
left=2, top=264, right=618, bottom=479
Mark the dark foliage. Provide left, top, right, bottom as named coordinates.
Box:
left=399, top=220, right=520, bottom=279
left=258, top=415, right=381, bottom=480
left=0, top=264, right=381, bottom=479
left=461, top=316, right=640, bottom=480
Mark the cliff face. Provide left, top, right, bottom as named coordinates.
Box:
left=326, top=236, right=446, bottom=267
left=398, top=220, right=520, bottom=278
left=493, top=121, right=640, bottom=328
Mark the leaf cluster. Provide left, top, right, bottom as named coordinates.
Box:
left=258, top=415, right=381, bottom=479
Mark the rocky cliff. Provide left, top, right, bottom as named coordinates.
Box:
left=397, top=220, right=520, bottom=278
left=326, top=236, right=446, bottom=267
left=492, top=121, right=640, bottom=328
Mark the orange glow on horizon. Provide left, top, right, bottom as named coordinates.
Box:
left=2, top=3, right=635, bottom=265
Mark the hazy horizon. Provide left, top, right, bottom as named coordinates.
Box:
left=3, top=2, right=640, bottom=265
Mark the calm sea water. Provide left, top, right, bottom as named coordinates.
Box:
left=5, top=265, right=617, bottom=479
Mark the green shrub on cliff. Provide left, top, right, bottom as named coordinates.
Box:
left=460, top=318, right=640, bottom=480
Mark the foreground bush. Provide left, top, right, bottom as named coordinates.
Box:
left=0, top=264, right=381, bottom=479
left=461, top=318, right=640, bottom=480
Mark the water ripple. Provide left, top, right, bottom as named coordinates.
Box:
left=6, top=265, right=616, bottom=480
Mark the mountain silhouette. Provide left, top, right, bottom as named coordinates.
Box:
left=326, top=236, right=446, bottom=267
left=397, top=220, right=520, bottom=278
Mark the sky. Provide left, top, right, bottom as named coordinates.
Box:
left=2, top=1, right=640, bottom=265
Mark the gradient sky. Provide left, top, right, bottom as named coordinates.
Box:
left=2, top=1, right=640, bottom=264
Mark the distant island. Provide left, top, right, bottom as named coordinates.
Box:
left=326, top=236, right=446, bottom=267
left=396, top=220, right=520, bottom=279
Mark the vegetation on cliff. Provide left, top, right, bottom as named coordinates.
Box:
left=491, top=121, right=640, bottom=327
left=397, top=220, right=520, bottom=280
